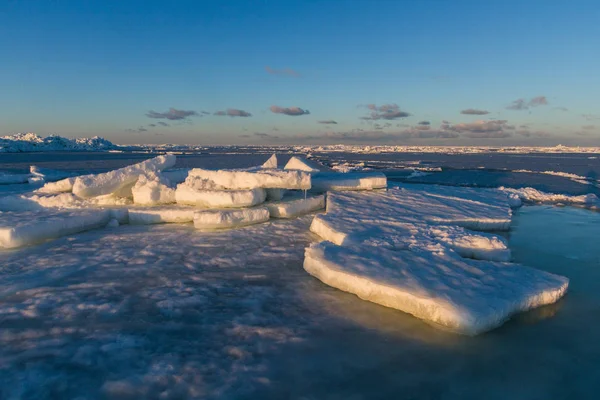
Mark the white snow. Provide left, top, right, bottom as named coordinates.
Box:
left=175, top=185, right=267, bottom=208
left=72, top=155, right=176, bottom=198
left=128, top=206, right=196, bottom=225
left=131, top=173, right=176, bottom=205
left=0, top=209, right=112, bottom=248
left=311, top=172, right=387, bottom=193
left=187, top=168, right=312, bottom=190
left=266, top=194, right=325, bottom=219
left=304, top=241, right=569, bottom=336
left=193, top=207, right=270, bottom=230
left=284, top=156, right=321, bottom=172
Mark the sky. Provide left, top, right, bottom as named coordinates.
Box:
left=1, top=0, right=599, bottom=146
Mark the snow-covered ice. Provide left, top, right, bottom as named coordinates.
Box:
left=304, top=241, right=569, bottom=335
left=193, top=207, right=271, bottom=230
left=72, top=155, right=176, bottom=198
left=0, top=209, right=112, bottom=248
left=175, top=185, right=267, bottom=208
left=187, top=168, right=312, bottom=190
left=311, top=172, right=387, bottom=193
left=0, top=133, right=116, bottom=153
left=266, top=194, right=325, bottom=219
left=501, top=187, right=600, bottom=208
left=36, top=177, right=78, bottom=194
left=262, top=154, right=278, bottom=169
left=284, top=156, right=321, bottom=172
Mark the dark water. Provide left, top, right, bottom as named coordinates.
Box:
left=251, top=206, right=600, bottom=399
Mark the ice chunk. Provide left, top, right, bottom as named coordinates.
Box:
left=304, top=242, right=569, bottom=335
left=325, top=187, right=513, bottom=231
left=266, top=194, right=325, bottom=219
left=128, top=206, right=196, bottom=225
left=187, top=168, right=311, bottom=190
left=311, top=172, right=387, bottom=193
left=501, top=186, right=599, bottom=208
left=131, top=173, right=176, bottom=205
left=310, top=214, right=510, bottom=262
left=284, top=156, right=321, bottom=172
left=72, top=155, right=176, bottom=198
left=0, top=209, right=112, bottom=248
left=36, top=177, right=77, bottom=194
left=193, top=207, right=270, bottom=230
left=262, top=154, right=278, bottom=169
left=175, top=185, right=266, bottom=208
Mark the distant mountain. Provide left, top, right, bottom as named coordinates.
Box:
left=0, top=133, right=118, bottom=153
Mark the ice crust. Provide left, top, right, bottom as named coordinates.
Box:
left=304, top=242, right=569, bottom=336
left=72, top=155, right=176, bottom=198
left=311, top=172, right=387, bottom=193
left=187, top=168, right=311, bottom=190
left=193, top=207, right=270, bottom=230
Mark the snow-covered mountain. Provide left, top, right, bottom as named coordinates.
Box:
left=0, top=133, right=117, bottom=153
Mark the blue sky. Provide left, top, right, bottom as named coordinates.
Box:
left=1, top=0, right=599, bottom=145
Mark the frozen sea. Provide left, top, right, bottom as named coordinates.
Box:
left=1, top=150, right=600, bottom=399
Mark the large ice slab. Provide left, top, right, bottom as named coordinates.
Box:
left=266, top=194, right=325, bottom=219
left=284, top=156, right=321, bottom=172
left=128, top=206, right=196, bottom=225
left=311, top=172, right=387, bottom=193
left=187, top=168, right=311, bottom=190
left=193, top=207, right=270, bottom=230
left=304, top=242, right=569, bottom=335
left=310, top=214, right=510, bottom=262
left=0, top=209, right=112, bottom=248
left=326, top=186, right=513, bottom=231
left=175, top=185, right=266, bottom=208
left=72, top=155, right=176, bottom=198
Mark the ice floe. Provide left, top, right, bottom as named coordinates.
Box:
left=175, top=185, right=267, bottom=208
left=187, top=168, right=311, bottom=190
left=304, top=241, right=569, bottom=336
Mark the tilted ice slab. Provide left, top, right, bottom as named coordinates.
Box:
left=284, top=156, right=321, bottom=172
left=72, top=155, right=176, bottom=198
left=0, top=209, right=113, bottom=248
left=310, top=214, right=510, bottom=262
left=326, top=186, right=513, bottom=231
left=193, top=207, right=270, bottom=230
left=501, top=186, right=600, bottom=208
left=262, top=154, right=278, bottom=169
left=310, top=172, right=387, bottom=193
left=187, top=168, right=311, bottom=190
left=175, top=185, right=266, bottom=208
left=266, top=194, right=325, bottom=219
left=36, top=177, right=78, bottom=194
left=304, top=242, right=569, bottom=335
left=128, top=206, right=196, bottom=225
